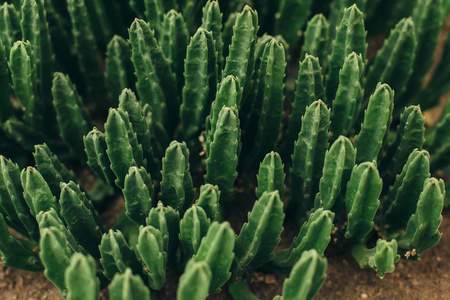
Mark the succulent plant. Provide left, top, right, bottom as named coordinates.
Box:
left=0, top=0, right=448, bottom=299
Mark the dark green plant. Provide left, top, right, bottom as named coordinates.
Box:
left=0, top=0, right=448, bottom=299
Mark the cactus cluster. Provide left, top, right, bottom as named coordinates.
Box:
left=0, top=0, right=449, bottom=299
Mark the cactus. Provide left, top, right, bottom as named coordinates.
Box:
left=159, top=141, right=195, bottom=211
left=284, top=55, right=324, bottom=158
left=345, top=162, right=382, bottom=242
left=0, top=213, right=42, bottom=271
left=326, top=4, right=367, bottom=103
left=222, top=5, right=258, bottom=104
left=60, top=182, right=104, bottom=257
left=316, top=136, right=355, bottom=213
left=330, top=52, right=364, bottom=137
left=52, top=73, right=92, bottom=159
left=278, top=249, right=327, bottom=300
left=289, top=100, right=330, bottom=218
left=195, top=184, right=220, bottom=221
left=179, top=205, right=210, bottom=259
left=177, top=259, right=212, bottom=300
left=136, top=225, right=167, bottom=290
left=21, top=167, right=58, bottom=216
left=99, top=230, right=143, bottom=280
left=205, top=106, right=240, bottom=202
left=67, top=0, right=106, bottom=105
left=398, top=178, right=445, bottom=257
left=354, top=84, right=394, bottom=163
left=234, top=191, right=284, bottom=273
left=272, top=208, right=334, bottom=269
left=180, top=28, right=216, bottom=139
left=301, top=14, right=330, bottom=68
left=65, top=253, right=99, bottom=300
left=0, top=1, right=447, bottom=298
left=255, top=152, right=286, bottom=199
left=109, top=269, right=152, bottom=300
left=352, top=239, right=400, bottom=279
left=123, top=166, right=153, bottom=224
left=194, top=221, right=235, bottom=293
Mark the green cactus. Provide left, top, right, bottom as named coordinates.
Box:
left=33, top=144, right=77, bottom=197
left=352, top=239, right=400, bottom=279
left=128, top=19, right=168, bottom=127
left=289, top=100, right=330, bottom=218
left=330, top=52, right=364, bottom=137
left=326, top=4, right=367, bottom=103
left=206, top=75, right=240, bottom=156
left=65, top=253, right=99, bottom=300
left=52, top=73, right=92, bottom=158
left=398, top=177, right=445, bottom=257
left=194, top=221, right=235, bottom=293
left=398, top=0, right=446, bottom=107
left=109, top=269, right=152, bottom=300
left=284, top=55, right=324, bottom=159
left=179, top=205, right=210, bottom=259
left=205, top=107, right=240, bottom=202
left=255, top=152, right=286, bottom=199
left=84, top=128, right=115, bottom=189
left=9, top=41, right=39, bottom=127
left=195, top=185, right=220, bottom=223
left=118, top=89, right=160, bottom=178
left=131, top=19, right=178, bottom=129
left=60, top=182, right=104, bottom=257
left=345, top=162, right=382, bottom=242
left=21, top=167, right=58, bottom=216
left=379, top=106, right=425, bottom=183
left=104, top=109, right=138, bottom=189
left=177, top=259, right=212, bottom=300
left=136, top=225, right=167, bottom=290
left=0, top=213, right=42, bottom=271
left=146, top=201, right=180, bottom=260
left=142, top=0, right=163, bottom=35
left=272, top=208, right=334, bottom=268
left=99, top=229, right=143, bottom=280
left=0, top=156, right=39, bottom=240
left=424, top=100, right=450, bottom=170
left=278, top=249, right=327, bottom=300
left=39, top=226, right=74, bottom=294
left=123, top=166, right=153, bottom=224
left=364, top=18, right=416, bottom=99
left=180, top=28, right=216, bottom=139
left=316, top=136, right=356, bottom=213
left=0, top=40, right=13, bottom=123
left=36, top=208, right=81, bottom=253
left=0, top=3, right=21, bottom=55
left=159, top=141, right=195, bottom=211
left=202, top=1, right=224, bottom=71
left=354, top=84, right=394, bottom=163
left=243, top=38, right=286, bottom=165
left=235, top=191, right=284, bottom=272
left=105, top=36, right=134, bottom=103
left=328, top=1, right=367, bottom=52
left=222, top=5, right=258, bottom=104
left=161, top=10, right=189, bottom=95
left=301, top=14, right=330, bottom=69
left=67, top=0, right=106, bottom=104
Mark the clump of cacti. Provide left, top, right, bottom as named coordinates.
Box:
left=0, top=0, right=448, bottom=299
